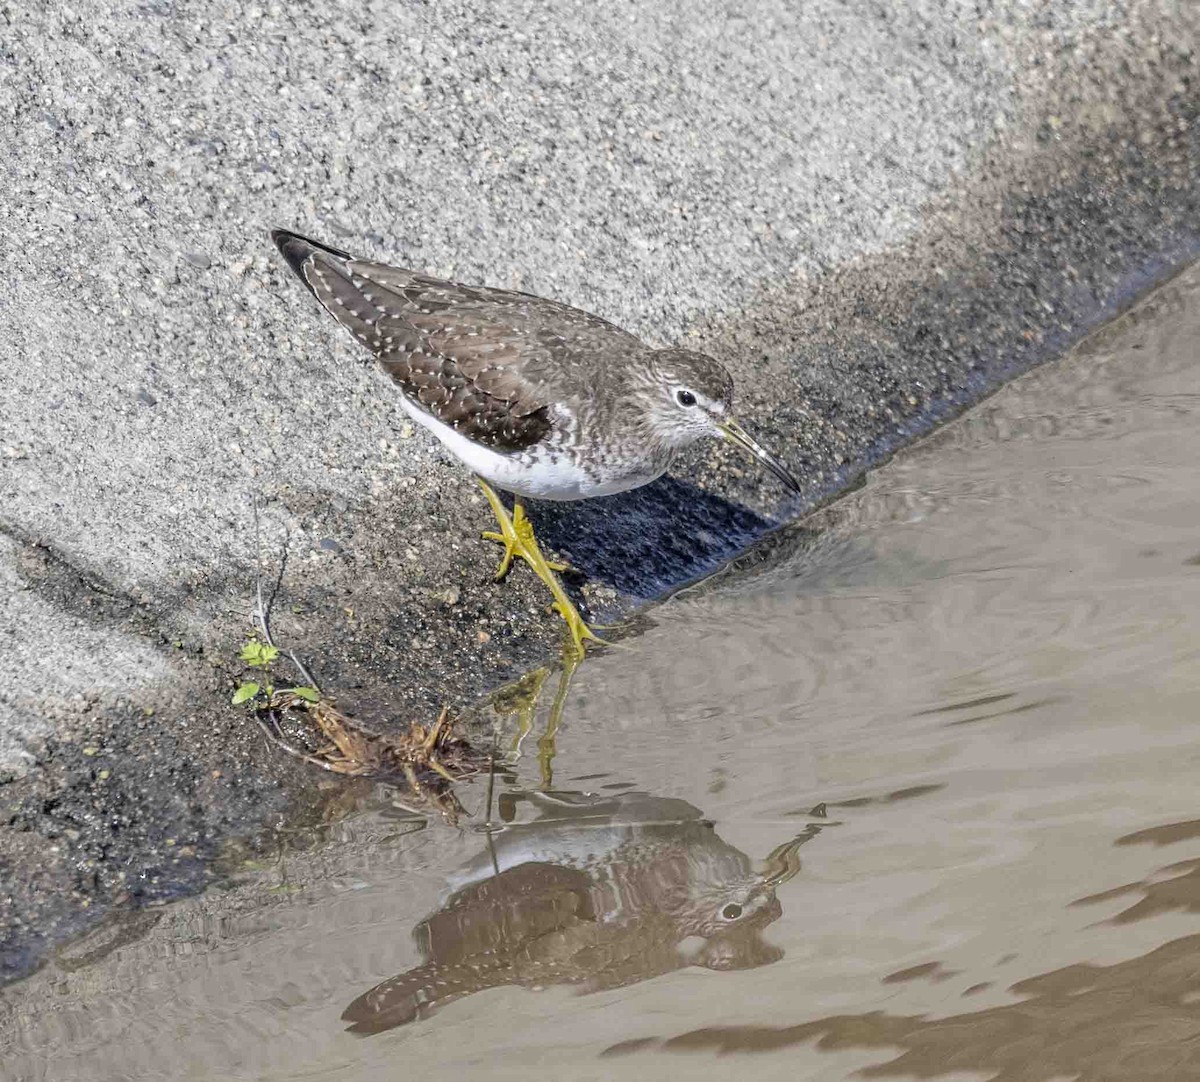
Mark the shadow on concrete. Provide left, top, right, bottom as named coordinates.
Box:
left=529, top=476, right=774, bottom=601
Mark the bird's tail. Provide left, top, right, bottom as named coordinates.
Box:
left=340, top=959, right=507, bottom=1035
left=269, top=227, right=392, bottom=349
left=270, top=228, right=353, bottom=285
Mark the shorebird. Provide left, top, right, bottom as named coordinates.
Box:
left=272, top=230, right=800, bottom=652
left=341, top=789, right=811, bottom=1033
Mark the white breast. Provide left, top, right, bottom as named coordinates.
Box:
left=395, top=396, right=665, bottom=501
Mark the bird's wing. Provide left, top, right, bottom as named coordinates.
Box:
left=274, top=231, right=643, bottom=453
left=340, top=863, right=597, bottom=1034
left=419, top=862, right=596, bottom=964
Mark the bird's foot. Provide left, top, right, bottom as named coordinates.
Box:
left=480, top=490, right=572, bottom=578
left=477, top=480, right=602, bottom=655
left=549, top=594, right=603, bottom=658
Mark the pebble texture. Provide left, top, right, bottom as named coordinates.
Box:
left=0, top=0, right=1197, bottom=980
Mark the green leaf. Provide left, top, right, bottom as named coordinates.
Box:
left=231, top=682, right=260, bottom=705
left=239, top=640, right=280, bottom=668
left=238, top=641, right=263, bottom=665
left=289, top=686, right=320, bottom=703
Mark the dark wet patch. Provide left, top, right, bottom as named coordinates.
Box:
left=619, top=933, right=1200, bottom=1079
left=51, top=910, right=164, bottom=974
left=1073, top=857, right=1200, bottom=925
left=945, top=697, right=1061, bottom=727
left=884, top=785, right=945, bottom=803
left=1117, top=819, right=1200, bottom=848
left=823, top=785, right=945, bottom=811
left=914, top=692, right=1016, bottom=716
left=600, top=1037, right=661, bottom=1057
left=881, top=961, right=956, bottom=984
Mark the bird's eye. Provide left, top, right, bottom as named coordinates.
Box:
left=721, top=903, right=743, bottom=920
left=676, top=389, right=697, bottom=408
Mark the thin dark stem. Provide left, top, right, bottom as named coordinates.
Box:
left=483, top=728, right=502, bottom=877
left=250, top=496, right=321, bottom=692
left=484, top=752, right=498, bottom=827
left=254, top=710, right=339, bottom=774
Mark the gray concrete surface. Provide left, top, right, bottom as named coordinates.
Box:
left=0, top=0, right=1197, bottom=982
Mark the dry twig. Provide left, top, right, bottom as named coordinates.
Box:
left=255, top=694, right=485, bottom=822
left=244, top=499, right=486, bottom=821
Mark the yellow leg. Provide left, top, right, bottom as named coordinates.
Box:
left=536, top=645, right=581, bottom=789
left=489, top=647, right=582, bottom=789
left=477, top=479, right=601, bottom=655
left=491, top=665, right=549, bottom=761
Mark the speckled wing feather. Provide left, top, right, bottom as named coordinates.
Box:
left=273, top=231, right=644, bottom=453
left=340, top=862, right=595, bottom=1034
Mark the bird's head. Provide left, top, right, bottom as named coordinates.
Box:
left=669, top=877, right=786, bottom=971
left=642, top=349, right=801, bottom=493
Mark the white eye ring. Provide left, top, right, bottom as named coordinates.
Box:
left=676, top=389, right=697, bottom=407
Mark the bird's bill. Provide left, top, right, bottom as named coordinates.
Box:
left=758, top=835, right=806, bottom=887
left=717, top=419, right=802, bottom=494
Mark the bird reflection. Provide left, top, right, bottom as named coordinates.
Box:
left=342, top=789, right=822, bottom=1034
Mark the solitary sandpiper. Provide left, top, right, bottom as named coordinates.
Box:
left=272, top=229, right=801, bottom=652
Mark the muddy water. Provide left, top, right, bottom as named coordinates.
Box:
left=5, top=262, right=1200, bottom=1081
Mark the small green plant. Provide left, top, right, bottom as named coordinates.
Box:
left=239, top=640, right=280, bottom=669
left=232, top=635, right=319, bottom=707
left=231, top=682, right=260, bottom=705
